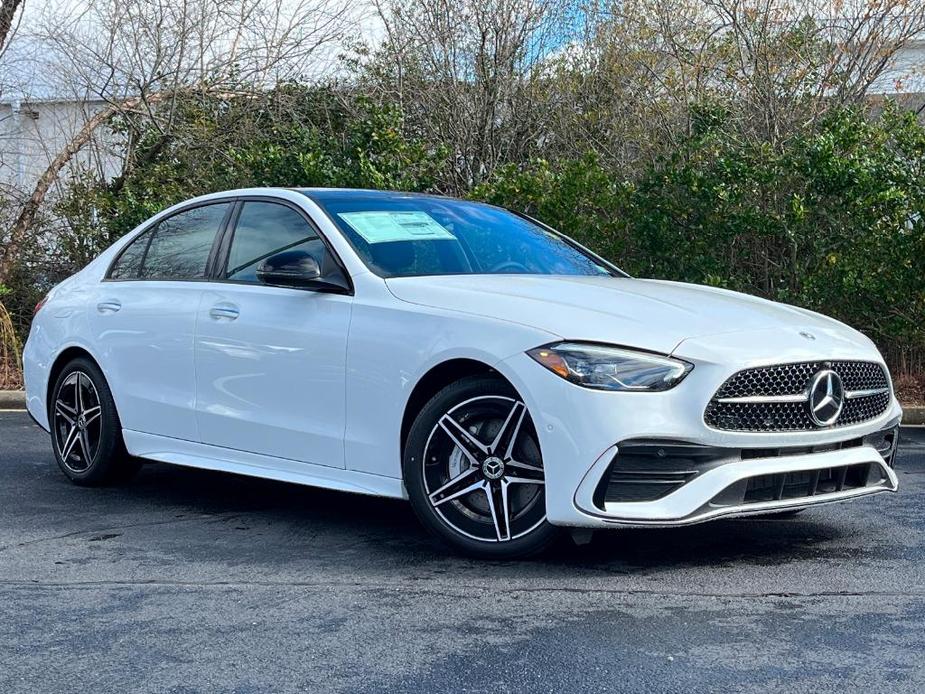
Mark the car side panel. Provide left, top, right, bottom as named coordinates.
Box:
left=194, top=283, right=352, bottom=467
left=88, top=281, right=204, bottom=441
left=22, top=276, right=95, bottom=429
left=342, top=274, right=559, bottom=479
left=123, top=430, right=405, bottom=498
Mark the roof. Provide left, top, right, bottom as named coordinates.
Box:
left=297, top=188, right=453, bottom=204
left=151, top=187, right=462, bottom=217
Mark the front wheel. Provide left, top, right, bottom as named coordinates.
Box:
left=403, top=376, right=561, bottom=558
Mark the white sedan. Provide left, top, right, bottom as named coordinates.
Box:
left=23, top=188, right=902, bottom=557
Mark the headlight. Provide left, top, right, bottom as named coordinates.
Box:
left=527, top=342, right=692, bottom=392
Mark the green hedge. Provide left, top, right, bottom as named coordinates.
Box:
left=473, top=106, right=925, bottom=367
left=16, top=96, right=925, bottom=383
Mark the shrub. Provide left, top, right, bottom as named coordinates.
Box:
left=0, top=290, right=22, bottom=390
left=473, top=105, right=925, bottom=369
left=8, top=95, right=923, bottom=390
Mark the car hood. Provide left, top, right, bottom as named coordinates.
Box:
left=384, top=275, right=874, bottom=358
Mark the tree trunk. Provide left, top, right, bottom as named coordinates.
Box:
left=0, top=0, right=23, bottom=52
left=0, top=95, right=155, bottom=285
left=0, top=104, right=122, bottom=284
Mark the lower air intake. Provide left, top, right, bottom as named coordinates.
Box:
left=718, top=462, right=883, bottom=506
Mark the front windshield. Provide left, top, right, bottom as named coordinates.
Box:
left=306, top=192, right=616, bottom=279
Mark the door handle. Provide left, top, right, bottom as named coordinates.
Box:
left=96, top=300, right=122, bottom=314
left=209, top=304, right=240, bottom=321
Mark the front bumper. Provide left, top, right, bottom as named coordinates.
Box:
left=573, top=429, right=898, bottom=526
left=498, top=348, right=903, bottom=530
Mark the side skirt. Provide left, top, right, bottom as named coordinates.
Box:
left=123, top=430, right=408, bottom=500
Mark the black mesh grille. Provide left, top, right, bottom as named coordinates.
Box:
left=714, top=362, right=816, bottom=399
left=741, top=463, right=877, bottom=503
left=705, top=361, right=890, bottom=432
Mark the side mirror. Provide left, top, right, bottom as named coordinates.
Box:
left=256, top=250, right=349, bottom=293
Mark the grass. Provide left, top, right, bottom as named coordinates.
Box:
left=0, top=300, right=23, bottom=391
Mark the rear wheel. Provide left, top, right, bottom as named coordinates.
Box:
left=403, top=376, right=560, bottom=558
left=50, top=357, right=140, bottom=486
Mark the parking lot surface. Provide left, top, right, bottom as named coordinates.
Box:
left=1, top=412, right=923, bottom=693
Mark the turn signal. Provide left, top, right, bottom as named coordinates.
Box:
left=528, top=348, right=572, bottom=379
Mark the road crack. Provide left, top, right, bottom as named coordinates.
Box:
left=0, top=513, right=237, bottom=553
left=0, top=578, right=922, bottom=600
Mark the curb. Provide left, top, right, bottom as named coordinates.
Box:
left=0, top=390, right=922, bottom=423
left=0, top=390, right=26, bottom=409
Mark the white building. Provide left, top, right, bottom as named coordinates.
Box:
left=0, top=96, right=119, bottom=199
left=870, top=40, right=925, bottom=103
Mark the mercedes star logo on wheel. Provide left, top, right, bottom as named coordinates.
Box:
left=807, top=369, right=845, bottom=426
left=481, top=457, right=506, bottom=480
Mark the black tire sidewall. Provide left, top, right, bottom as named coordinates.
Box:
left=49, top=357, right=133, bottom=486
left=403, top=375, right=560, bottom=559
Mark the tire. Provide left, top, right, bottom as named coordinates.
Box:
left=403, top=375, right=561, bottom=559
left=48, top=357, right=141, bottom=486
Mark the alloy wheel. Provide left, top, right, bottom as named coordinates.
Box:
left=422, top=396, right=546, bottom=543
left=53, top=371, right=103, bottom=472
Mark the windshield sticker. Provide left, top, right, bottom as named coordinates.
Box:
left=338, top=211, right=456, bottom=244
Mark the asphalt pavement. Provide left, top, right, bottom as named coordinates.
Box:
left=1, top=411, right=924, bottom=693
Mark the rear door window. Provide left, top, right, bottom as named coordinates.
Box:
left=138, top=203, right=230, bottom=280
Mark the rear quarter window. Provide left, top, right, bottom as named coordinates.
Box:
left=108, top=230, right=152, bottom=279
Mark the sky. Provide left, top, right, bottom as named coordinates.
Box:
left=2, top=0, right=384, bottom=102
left=2, top=0, right=924, bottom=103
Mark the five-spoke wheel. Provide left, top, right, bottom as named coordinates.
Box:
left=404, top=376, right=560, bottom=557
left=49, top=357, right=140, bottom=485
left=53, top=371, right=103, bottom=472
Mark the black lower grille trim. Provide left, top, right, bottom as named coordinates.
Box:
left=594, top=440, right=737, bottom=506
left=742, top=463, right=873, bottom=503
left=602, top=470, right=698, bottom=503
left=594, top=424, right=899, bottom=508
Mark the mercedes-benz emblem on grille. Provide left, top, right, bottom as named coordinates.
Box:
left=807, top=369, right=844, bottom=426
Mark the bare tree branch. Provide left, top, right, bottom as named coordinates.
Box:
left=0, top=0, right=360, bottom=284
